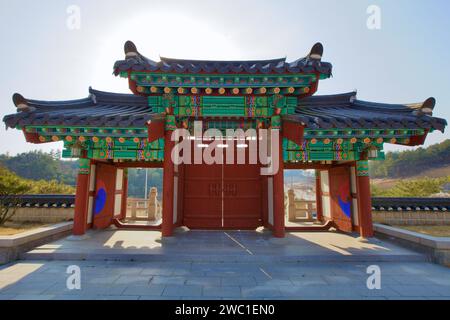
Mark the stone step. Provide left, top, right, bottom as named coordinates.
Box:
left=20, top=250, right=427, bottom=263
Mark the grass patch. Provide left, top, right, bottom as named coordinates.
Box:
left=0, top=222, right=48, bottom=236
left=393, top=225, right=450, bottom=237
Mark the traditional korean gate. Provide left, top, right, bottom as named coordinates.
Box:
left=329, top=166, right=353, bottom=232
left=182, top=144, right=262, bottom=229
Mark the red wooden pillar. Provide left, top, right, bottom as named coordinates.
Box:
left=73, top=157, right=90, bottom=236
left=120, top=169, right=128, bottom=220
left=162, top=118, right=176, bottom=237
left=272, top=131, right=285, bottom=238
left=356, top=160, right=374, bottom=237
left=315, top=170, right=323, bottom=221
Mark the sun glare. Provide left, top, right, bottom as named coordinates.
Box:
left=90, top=11, right=242, bottom=92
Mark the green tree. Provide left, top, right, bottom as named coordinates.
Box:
left=0, top=167, right=31, bottom=225
left=371, top=176, right=450, bottom=197
left=0, top=150, right=78, bottom=186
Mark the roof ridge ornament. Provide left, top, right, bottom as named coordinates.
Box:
left=420, top=97, right=436, bottom=115
left=88, top=86, right=97, bottom=104
left=409, top=97, right=436, bottom=116
left=308, top=43, right=324, bottom=60
left=12, top=93, right=35, bottom=112
left=124, top=40, right=139, bottom=58
left=350, top=89, right=358, bottom=103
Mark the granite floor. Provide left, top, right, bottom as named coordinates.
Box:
left=20, top=228, right=425, bottom=263
left=0, top=260, right=449, bottom=300
left=1, top=229, right=448, bottom=300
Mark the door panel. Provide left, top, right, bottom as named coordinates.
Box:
left=329, top=166, right=353, bottom=232
left=223, top=164, right=262, bottom=229
left=182, top=138, right=263, bottom=230
left=93, top=163, right=117, bottom=229
left=183, top=164, right=222, bottom=228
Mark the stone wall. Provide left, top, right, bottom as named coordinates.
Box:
left=372, top=210, right=450, bottom=226
left=10, top=207, right=74, bottom=224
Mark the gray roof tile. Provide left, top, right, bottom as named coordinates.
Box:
left=113, top=41, right=333, bottom=76
left=3, top=90, right=446, bottom=133
left=284, top=92, right=447, bottom=132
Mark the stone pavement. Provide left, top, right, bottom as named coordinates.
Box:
left=21, top=229, right=425, bottom=263
left=1, top=229, right=449, bottom=300
left=0, top=260, right=450, bottom=300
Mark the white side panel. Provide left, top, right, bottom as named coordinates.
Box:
left=89, top=164, right=96, bottom=192
left=350, top=166, right=357, bottom=194
left=352, top=198, right=359, bottom=226
left=320, top=170, right=330, bottom=193
left=173, top=176, right=178, bottom=224
left=115, top=169, right=124, bottom=191
left=87, top=164, right=96, bottom=224
left=268, top=177, right=274, bottom=225
left=87, top=196, right=94, bottom=224
left=322, top=195, right=331, bottom=218
left=114, top=194, right=122, bottom=217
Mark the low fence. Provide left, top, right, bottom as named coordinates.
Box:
left=0, top=194, right=75, bottom=223
left=371, top=197, right=450, bottom=225
left=1, top=195, right=450, bottom=225
left=287, top=189, right=316, bottom=222
left=126, top=187, right=162, bottom=221
left=0, top=193, right=162, bottom=224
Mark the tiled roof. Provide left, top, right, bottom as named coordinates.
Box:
left=284, top=92, right=447, bottom=132
left=3, top=89, right=446, bottom=133
left=0, top=194, right=75, bottom=208
left=3, top=88, right=155, bottom=128
left=113, top=41, right=333, bottom=76
left=372, top=197, right=450, bottom=212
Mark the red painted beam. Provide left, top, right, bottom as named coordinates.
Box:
left=162, top=130, right=175, bottom=237
left=115, top=162, right=163, bottom=168
left=73, top=158, right=90, bottom=236
left=315, top=170, right=323, bottom=222
left=120, top=170, right=128, bottom=220
left=272, top=133, right=285, bottom=238
left=282, top=121, right=304, bottom=147
left=147, top=119, right=165, bottom=143
left=356, top=174, right=374, bottom=237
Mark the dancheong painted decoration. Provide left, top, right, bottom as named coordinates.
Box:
left=3, top=41, right=447, bottom=238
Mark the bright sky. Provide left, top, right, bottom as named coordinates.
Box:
left=0, top=0, right=449, bottom=155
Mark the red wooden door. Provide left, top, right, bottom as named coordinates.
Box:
left=182, top=146, right=262, bottom=229
left=329, top=166, right=353, bottom=232
left=223, top=163, right=262, bottom=229
left=92, top=163, right=117, bottom=229
left=183, top=164, right=222, bottom=228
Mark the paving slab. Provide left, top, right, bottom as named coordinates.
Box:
left=2, top=227, right=450, bottom=300
left=202, top=286, right=241, bottom=298
left=122, top=284, right=165, bottom=296
left=1, top=259, right=449, bottom=300
left=163, top=284, right=203, bottom=297
left=21, top=229, right=426, bottom=263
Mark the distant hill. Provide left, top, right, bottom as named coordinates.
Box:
left=0, top=150, right=161, bottom=198
left=0, top=150, right=78, bottom=186
left=370, top=139, right=450, bottom=179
